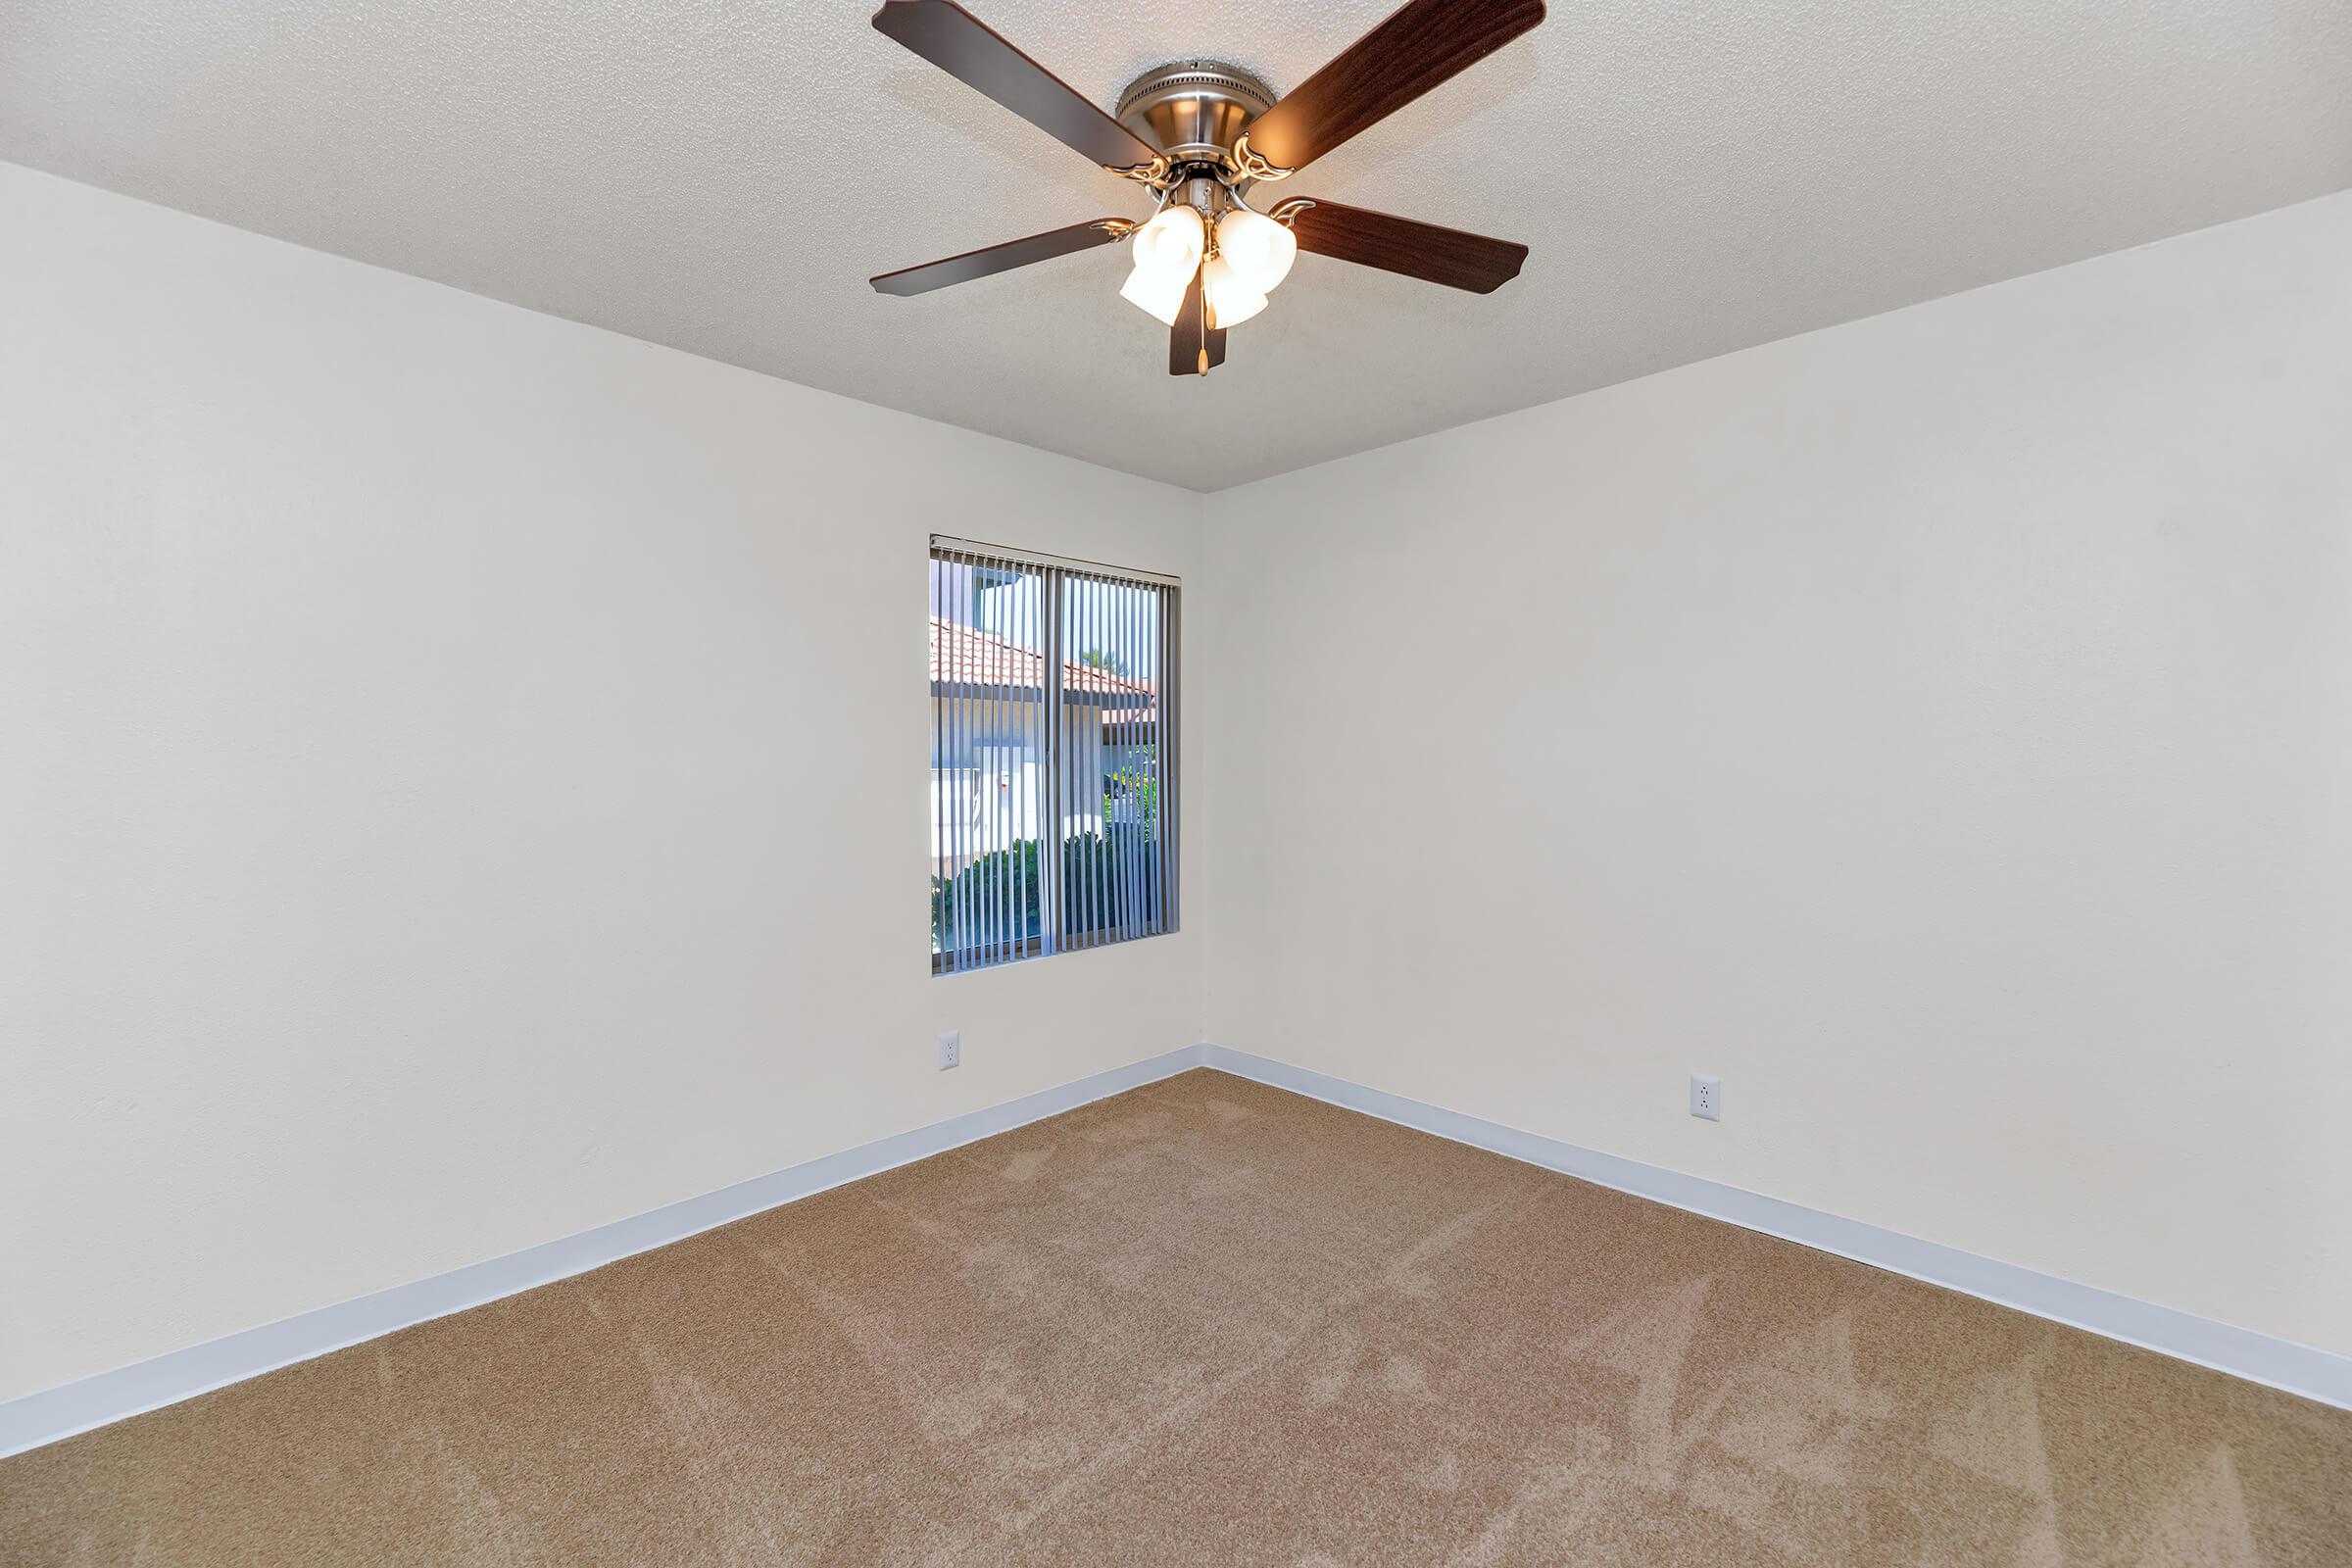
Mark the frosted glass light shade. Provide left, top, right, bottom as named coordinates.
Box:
left=1129, top=206, right=1205, bottom=278
left=1201, top=258, right=1267, bottom=328
left=1120, top=263, right=1191, bottom=326
left=1215, top=209, right=1297, bottom=293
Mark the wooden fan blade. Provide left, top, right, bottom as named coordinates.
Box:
left=1205, top=322, right=1229, bottom=369
left=1286, top=200, right=1528, bottom=292
left=871, top=219, right=1129, bottom=296
left=872, top=1, right=1161, bottom=172
left=1169, top=265, right=1212, bottom=376
left=1242, top=0, right=1544, bottom=174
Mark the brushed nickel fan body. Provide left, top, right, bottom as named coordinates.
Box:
left=1113, top=61, right=1276, bottom=170
left=1110, top=62, right=1284, bottom=238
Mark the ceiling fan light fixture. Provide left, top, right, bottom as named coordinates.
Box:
left=1119, top=262, right=1192, bottom=326
left=1129, top=205, right=1205, bottom=279
left=866, top=0, right=1544, bottom=376
left=1200, top=258, right=1268, bottom=328
left=1215, top=208, right=1297, bottom=293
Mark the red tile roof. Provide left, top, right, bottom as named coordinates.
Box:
left=929, top=616, right=1155, bottom=702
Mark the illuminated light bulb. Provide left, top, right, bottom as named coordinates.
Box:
left=1119, top=263, right=1191, bottom=327
left=1128, top=206, right=1205, bottom=278
left=1200, top=258, right=1267, bottom=328
left=1215, top=208, right=1297, bottom=293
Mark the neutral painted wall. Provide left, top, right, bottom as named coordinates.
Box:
left=8, top=150, right=2347, bottom=1407
left=0, top=164, right=1201, bottom=1401
left=1196, top=193, right=2352, bottom=1357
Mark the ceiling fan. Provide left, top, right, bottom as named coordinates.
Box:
left=867, top=0, right=1545, bottom=376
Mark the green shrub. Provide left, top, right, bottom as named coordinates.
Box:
left=1103, top=766, right=1157, bottom=823
left=933, top=830, right=1161, bottom=956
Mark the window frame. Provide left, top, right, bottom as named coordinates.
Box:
left=929, top=537, right=1179, bottom=976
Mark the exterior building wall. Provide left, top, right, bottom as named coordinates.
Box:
left=929, top=695, right=1105, bottom=874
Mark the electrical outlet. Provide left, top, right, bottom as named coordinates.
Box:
left=1690, top=1074, right=1720, bottom=1121
left=938, top=1031, right=960, bottom=1071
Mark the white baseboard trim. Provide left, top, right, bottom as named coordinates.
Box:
left=0, top=1044, right=1211, bottom=1459
left=1198, top=1045, right=2352, bottom=1413
left=11, top=1039, right=2342, bottom=1458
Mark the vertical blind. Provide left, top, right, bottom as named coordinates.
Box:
left=928, top=537, right=1179, bottom=974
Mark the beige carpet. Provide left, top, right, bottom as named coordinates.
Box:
left=4, top=1070, right=2347, bottom=1566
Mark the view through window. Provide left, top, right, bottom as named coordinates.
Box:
left=929, top=539, right=1178, bottom=973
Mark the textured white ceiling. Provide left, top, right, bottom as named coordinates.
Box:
left=3, top=1, right=2348, bottom=489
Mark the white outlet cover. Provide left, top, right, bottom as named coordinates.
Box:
left=938, top=1031, right=960, bottom=1071
left=1690, top=1074, right=1721, bottom=1121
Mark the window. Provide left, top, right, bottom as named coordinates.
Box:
left=929, top=537, right=1178, bottom=973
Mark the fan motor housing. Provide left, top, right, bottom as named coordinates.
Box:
left=1115, top=60, right=1276, bottom=165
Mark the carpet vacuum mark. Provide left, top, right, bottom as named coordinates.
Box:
left=4, top=1070, right=2347, bottom=1565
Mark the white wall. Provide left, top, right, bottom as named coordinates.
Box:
left=9, top=152, right=2347, bottom=1406
left=0, top=163, right=1202, bottom=1402
left=1197, top=192, right=2352, bottom=1357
